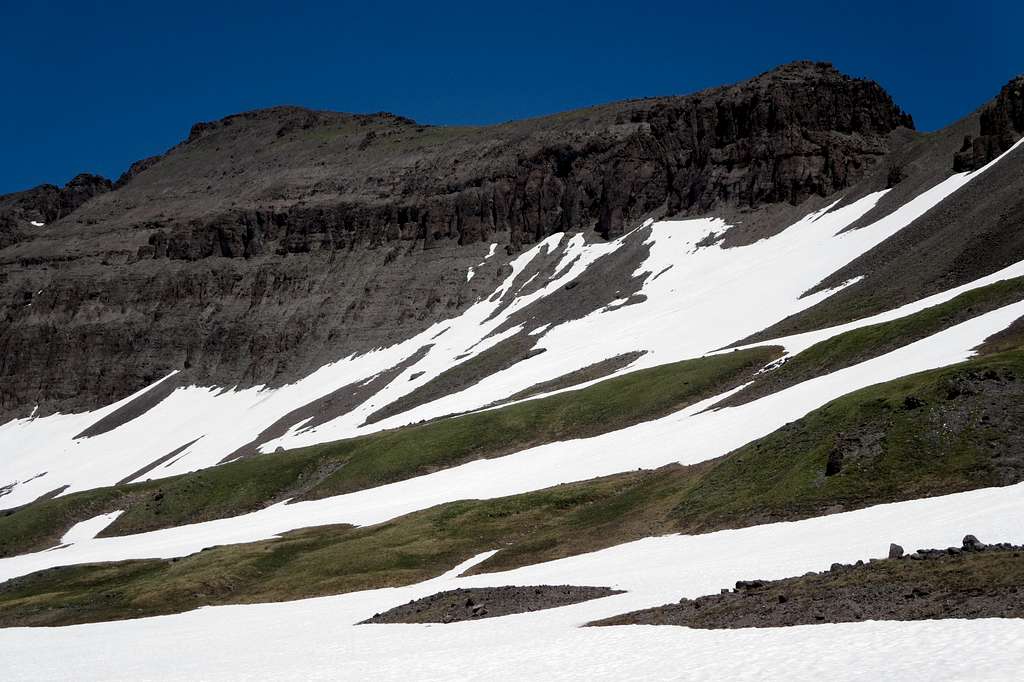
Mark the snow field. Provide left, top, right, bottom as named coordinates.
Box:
left=2, top=481, right=1023, bottom=680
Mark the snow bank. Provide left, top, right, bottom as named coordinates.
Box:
left=2, top=481, right=1023, bottom=681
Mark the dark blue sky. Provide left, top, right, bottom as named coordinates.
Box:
left=1, top=0, right=1020, bottom=194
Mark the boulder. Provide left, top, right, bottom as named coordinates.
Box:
left=962, top=534, right=987, bottom=551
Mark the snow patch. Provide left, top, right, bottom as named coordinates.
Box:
left=60, top=510, right=124, bottom=546
left=3, top=483, right=1024, bottom=680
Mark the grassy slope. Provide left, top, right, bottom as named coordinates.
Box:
left=3, top=348, right=1024, bottom=627
left=719, top=275, right=1024, bottom=406
left=0, top=346, right=779, bottom=558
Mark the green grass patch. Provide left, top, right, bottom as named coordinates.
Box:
left=4, top=349, right=1024, bottom=627
left=0, top=346, right=779, bottom=557
left=722, top=275, right=1024, bottom=406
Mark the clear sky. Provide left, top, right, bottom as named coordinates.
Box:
left=1, top=0, right=1020, bottom=194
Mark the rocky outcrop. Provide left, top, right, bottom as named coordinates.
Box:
left=591, top=537, right=1024, bottom=629
left=0, top=62, right=914, bottom=419
left=114, top=155, right=163, bottom=188
left=360, top=585, right=623, bottom=624
left=99, top=61, right=913, bottom=259
left=1, top=173, right=113, bottom=224
left=0, top=173, right=113, bottom=248
left=954, top=75, right=1024, bottom=171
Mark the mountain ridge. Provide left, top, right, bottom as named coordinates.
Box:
left=3, top=59, right=1024, bottom=679
left=0, top=60, right=919, bottom=418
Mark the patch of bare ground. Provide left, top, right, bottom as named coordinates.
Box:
left=590, top=536, right=1024, bottom=628
left=361, top=585, right=622, bottom=624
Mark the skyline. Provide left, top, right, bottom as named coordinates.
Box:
left=2, top=0, right=1020, bottom=193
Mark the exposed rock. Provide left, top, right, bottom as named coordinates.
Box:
left=954, top=76, right=1024, bottom=171
left=359, top=585, right=623, bottom=624
left=962, top=534, right=987, bottom=551
left=738, top=75, right=1024, bottom=347
left=889, top=543, right=904, bottom=559
left=0, top=173, right=113, bottom=248
left=0, top=62, right=913, bottom=419
left=114, top=155, right=163, bottom=188
left=591, top=541, right=1024, bottom=629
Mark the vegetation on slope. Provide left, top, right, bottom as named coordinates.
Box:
left=0, top=346, right=779, bottom=558
left=719, top=275, right=1024, bottom=406
left=3, top=348, right=1024, bottom=627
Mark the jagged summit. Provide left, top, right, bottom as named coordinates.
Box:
left=955, top=74, right=1024, bottom=170
left=0, top=173, right=112, bottom=248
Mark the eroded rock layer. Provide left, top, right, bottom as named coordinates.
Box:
left=1, top=61, right=914, bottom=418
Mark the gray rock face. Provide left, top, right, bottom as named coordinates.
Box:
left=954, top=76, right=1024, bottom=171
left=0, top=62, right=913, bottom=419
left=82, top=61, right=912, bottom=259
left=962, top=534, right=987, bottom=551
left=0, top=173, right=113, bottom=248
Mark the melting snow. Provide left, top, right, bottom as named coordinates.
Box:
left=59, top=510, right=124, bottom=545
left=2, top=483, right=1023, bottom=680
left=0, top=138, right=1020, bottom=515
left=2, top=300, right=1021, bottom=581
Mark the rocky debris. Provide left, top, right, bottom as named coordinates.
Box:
left=734, top=579, right=766, bottom=590
left=822, top=430, right=886, bottom=478
left=0, top=173, right=112, bottom=248
left=591, top=536, right=1024, bottom=629
left=360, top=585, right=623, bottom=624
left=954, top=76, right=1024, bottom=171
left=0, top=235, right=500, bottom=420
left=59, top=174, right=115, bottom=213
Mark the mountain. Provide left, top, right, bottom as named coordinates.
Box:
left=0, top=61, right=912, bottom=419
left=0, top=173, right=112, bottom=249
left=1, top=62, right=1023, bottom=680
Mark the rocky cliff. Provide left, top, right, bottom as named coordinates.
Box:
left=954, top=76, right=1024, bottom=171
left=0, top=61, right=914, bottom=418
left=0, top=174, right=112, bottom=249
